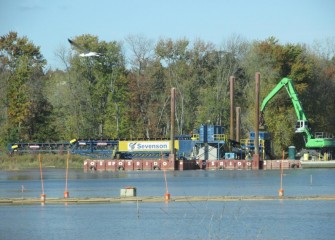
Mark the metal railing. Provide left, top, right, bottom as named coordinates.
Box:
left=191, top=134, right=227, bottom=141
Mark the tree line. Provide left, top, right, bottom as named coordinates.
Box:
left=1, top=32, right=334, bottom=157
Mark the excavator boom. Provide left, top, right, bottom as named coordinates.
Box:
left=260, top=78, right=310, bottom=136
left=260, top=77, right=335, bottom=149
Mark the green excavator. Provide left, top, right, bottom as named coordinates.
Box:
left=259, top=77, right=335, bottom=152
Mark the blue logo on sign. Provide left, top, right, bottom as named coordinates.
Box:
left=128, top=142, right=137, bottom=151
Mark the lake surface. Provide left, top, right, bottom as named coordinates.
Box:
left=1, top=169, right=334, bottom=239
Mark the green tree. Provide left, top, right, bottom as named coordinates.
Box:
left=307, top=39, right=335, bottom=134
left=0, top=32, right=48, bottom=144
left=155, top=38, right=192, bottom=135
left=64, top=34, right=128, bottom=138
left=125, top=35, right=160, bottom=138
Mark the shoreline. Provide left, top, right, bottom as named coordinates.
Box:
left=0, top=153, right=86, bottom=170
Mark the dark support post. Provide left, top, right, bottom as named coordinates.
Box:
left=169, top=88, right=176, bottom=165
left=253, top=72, right=260, bottom=169
left=236, top=107, right=241, bottom=143
left=230, top=76, right=235, bottom=141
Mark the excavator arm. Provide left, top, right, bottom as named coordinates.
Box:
left=260, top=77, right=335, bottom=150
left=260, top=78, right=307, bottom=120
left=260, top=77, right=312, bottom=139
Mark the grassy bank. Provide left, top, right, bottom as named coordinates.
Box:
left=0, top=153, right=86, bottom=170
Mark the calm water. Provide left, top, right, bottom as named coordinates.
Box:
left=1, top=169, right=334, bottom=240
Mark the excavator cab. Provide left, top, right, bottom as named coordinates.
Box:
left=295, top=120, right=308, bottom=133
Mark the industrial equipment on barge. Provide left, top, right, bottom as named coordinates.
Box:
left=9, top=123, right=297, bottom=170
left=260, top=77, right=335, bottom=160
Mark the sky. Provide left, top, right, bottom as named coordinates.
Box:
left=1, top=0, right=335, bottom=70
